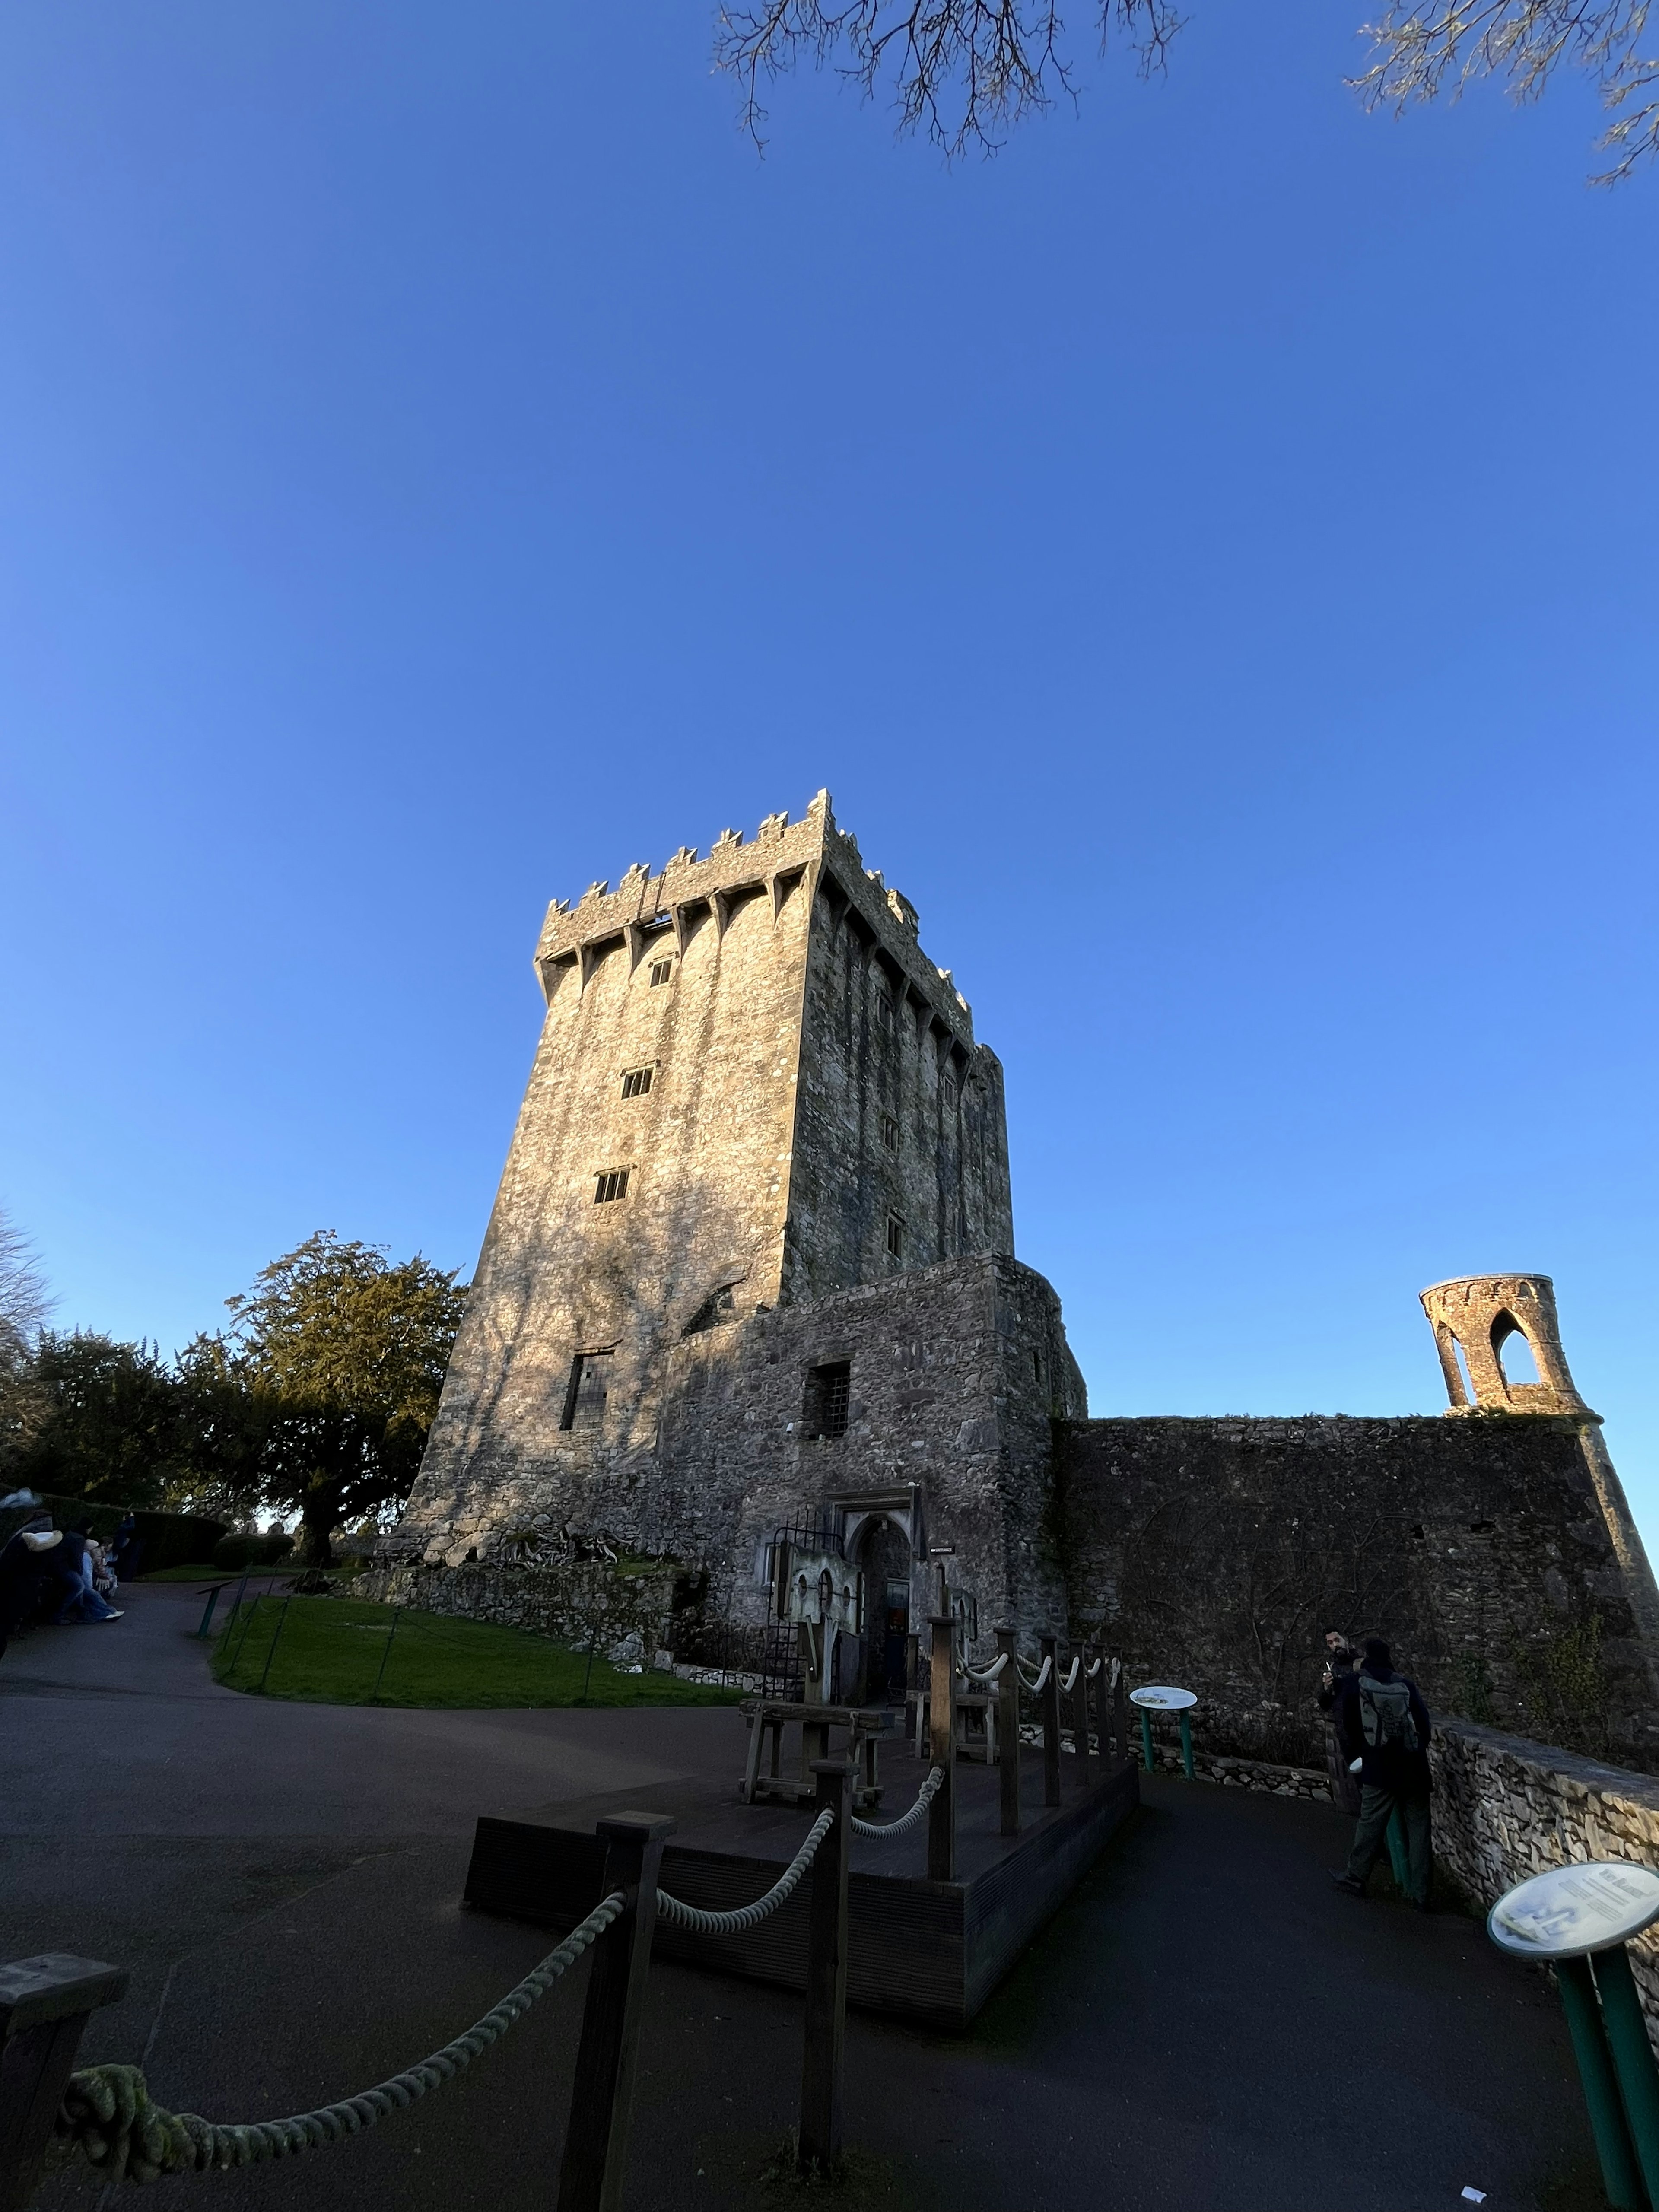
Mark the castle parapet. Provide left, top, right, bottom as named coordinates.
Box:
left=531, top=789, right=974, bottom=1045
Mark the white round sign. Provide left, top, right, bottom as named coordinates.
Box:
left=1129, top=1684, right=1198, bottom=1711
left=1487, top=1860, right=1659, bottom=1961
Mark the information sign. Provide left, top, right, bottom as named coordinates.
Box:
left=1488, top=1860, right=1659, bottom=1961
left=1129, top=1685, right=1198, bottom=1711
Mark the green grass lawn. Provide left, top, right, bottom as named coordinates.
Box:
left=210, top=1593, right=744, bottom=1709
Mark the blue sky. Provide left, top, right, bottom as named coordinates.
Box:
left=2, top=0, right=1655, bottom=1532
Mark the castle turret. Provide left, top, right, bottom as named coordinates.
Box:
left=1422, top=1272, right=1659, bottom=1659
left=1420, top=1272, right=1586, bottom=1415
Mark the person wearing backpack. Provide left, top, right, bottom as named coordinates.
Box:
left=1329, top=1637, right=1434, bottom=1909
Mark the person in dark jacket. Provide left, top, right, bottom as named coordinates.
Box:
left=51, top=1528, right=122, bottom=1624
left=1329, top=1636, right=1434, bottom=1908
left=0, top=1524, right=64, bottom=1659
left=1317, top=1633, right=1360, bottom=1815
left=108, top=1512, right=140, bottom=1577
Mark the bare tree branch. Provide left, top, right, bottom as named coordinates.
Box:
left=0, top=1206, right=51, bottom=1359
left=0, top=1205, right=51, bottom=1473
left=1351, top=0, right=1657, bottom=182
left=714, top=0, right=1182, bottom=157
left=713, top=0, right=1654, bottom=177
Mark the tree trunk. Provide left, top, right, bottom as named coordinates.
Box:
left=296, top=1483, right=340, bottom=1567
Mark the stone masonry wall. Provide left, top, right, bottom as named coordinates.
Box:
left=1055, top=1414, right=1659, bottom=1769
left=785, top=853, right=1012, bottom=1303
left=357, top=1555, right=684, bottom=1664
left=385, top=1252, right=1082, bottom=1663
left=397, top=791, right=1019, bottom=1575
left=650, top=1250, right=1081, bottom=1643
left=1433, top=1721, right=1659, bottom=2047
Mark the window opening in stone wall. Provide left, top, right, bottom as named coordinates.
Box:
left=594, top=1167, right=630, bottom=1204
left=648, top=958, right=674, bottom=987
left=887, top=1214, right=904, bottom=1258
left=559, top=1350, right=613, bottom=1430
left=875, top=991, right=894, bottom=1031
left=1032, top=1349, right=1043, bottom=1382
left=682, top=1282, right=738, bottom=1336
left=621, top=1066, right=653, bottom=1099
left=942, top=1077, right=958, bottom=1114
left=880, top=1112, right=899, bottom=1152
left=1495, top=1321, right=1541, bottom=1386
left=802, top=1361, right=851, bottom=1440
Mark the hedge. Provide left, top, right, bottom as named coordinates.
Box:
left=0, top=1493, right=229, bottom=1573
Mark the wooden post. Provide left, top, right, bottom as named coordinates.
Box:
left=1040, top=1632, right=1062, bottom=1808
left=1113, top=1655, right=1130, bottom=1771
left=1080, top=1643, right=1101, bottom=1781
left=927, top=1615, right=957, bottom=1881
left=798, top=1761, right=852, bottom=2175
left=556, top=1812, right=675, bottom=2212
left=0, top=1954, right=128, bottom=2212
left=995, top=1622, right=1020, bottom=1838
left=1068, top=1641, right=1092, bottom=1789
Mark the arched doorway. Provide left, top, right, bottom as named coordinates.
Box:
left=858, top=1516, right=912, bottom=1703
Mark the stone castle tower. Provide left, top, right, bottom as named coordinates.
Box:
left=393, top=791, right=1081, bottom=1638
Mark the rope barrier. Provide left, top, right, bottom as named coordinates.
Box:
left=959, top=1652, right=1007, bottom=1684
left=52, top=1889, right=628, bottom=2183
left=849, top=1766, right=944, bottom=1838
left=655, top=1806, right=834, bottom=1936
left=1016, top=1655, right=1052, bottom=1695
left=1085, top=1658, right=1102, bottom=1680
left=1058, top=1658, right=1080, bottom=1694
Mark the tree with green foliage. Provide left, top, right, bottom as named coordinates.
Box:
left=221, top=1233, right=466, bottom=1566
left=16, top=1331, right=182, bottom=1507
left=165, top=1332, right=271, bottom=1525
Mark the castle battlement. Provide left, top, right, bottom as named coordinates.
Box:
left=533, top=789, right=976, bottom=1045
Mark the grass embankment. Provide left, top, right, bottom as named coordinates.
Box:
left=211, top=1593, right=744, bottom=1709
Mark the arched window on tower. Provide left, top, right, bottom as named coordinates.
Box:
left=1494, top=1320, right=1542, bottom=1387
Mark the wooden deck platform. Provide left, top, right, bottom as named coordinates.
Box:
left=464, top=1739, right=1139, bottom=2028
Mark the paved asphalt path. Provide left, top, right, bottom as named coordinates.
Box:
left=2, top=1585, right=1607, bottom=2212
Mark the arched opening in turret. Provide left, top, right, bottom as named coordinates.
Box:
left=1451, top=1337, right=1477, bottom=1404
left=1494, top=1317, right=1542, bottom=1388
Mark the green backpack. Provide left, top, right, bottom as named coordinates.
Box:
left=1357, top=1672, right=1420, bottom=1753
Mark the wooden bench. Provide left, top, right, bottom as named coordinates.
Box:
left=738, top=1700, right=893, bottom=1810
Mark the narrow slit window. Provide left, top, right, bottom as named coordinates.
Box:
left=803, top=1360, right=851, bottom=1440
left=874, top=992, right=894, bottom=1031
left=594, top=1167, right=630, bottom=1204
left=880, top=1112, right=899, bottom=1152
left=887, top=1214, right=904, bottom=1258
left=648, top=958, right=674, bottom=987
left=621, top=1066, right=653, bottom=1099
left=942, top=1077, right=958, bottom=1114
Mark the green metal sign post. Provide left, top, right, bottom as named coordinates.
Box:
left=1489, top=1859, right=1659, bottom=2212
left=1130, top=1686, right=1198, bottom=1779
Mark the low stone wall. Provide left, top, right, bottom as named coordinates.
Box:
left=1433, top=1719, right=1659, bottom=2040
left=1146, top=1743, right=1333, bottom=1799
left=357, top=1554, right=683, bottom=1665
